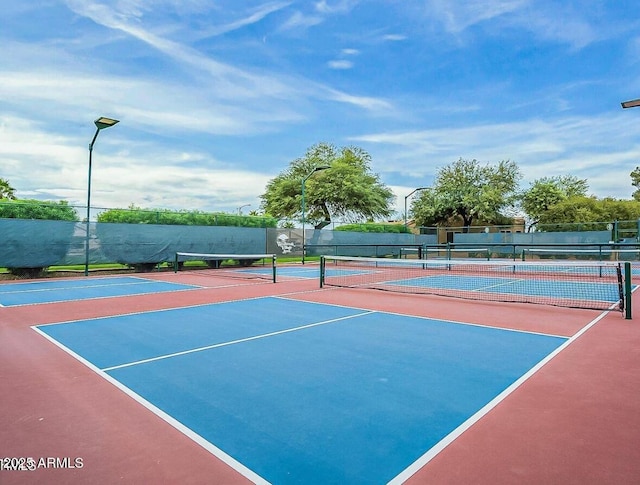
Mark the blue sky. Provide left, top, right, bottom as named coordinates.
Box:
left=1, top=0, right=639, bottom=219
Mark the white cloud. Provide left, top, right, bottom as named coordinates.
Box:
left=2, top=0, right=637, bottom=218
left=60, top=1, right=391, bottom=114
left=195, top=1, right=292, bottom=38
left=420, top=0, right=604, bottom=50
left=279, top=10, right=324, bottom=31
left=314, top=0, right=360, bottom=15
left=352, top=113, right=640, bottom=199
left=425, top=0, right=528, bottom=34
left=0, top=113, right=272, bottom=211
left=382, top=34, right=406, bottom=41
left=327, top=60, right=354, bottom=70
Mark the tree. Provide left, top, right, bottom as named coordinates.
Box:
left=631, top=167, right=640, bottom=201
left=260, top=143, right=395, bottom=228
left=520, top=175, right=588, bottom=230
left=0, top=177, right=16, bottom=200
left=537, top=196, right=640, bottom=231
left=411, top=158, right=521, bottom=231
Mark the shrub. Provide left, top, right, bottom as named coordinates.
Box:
left=334, top=223, right=410, bottom=233
left=0, top=199, right=78, bottom=221
left=97, top=206, right=277, bottom=228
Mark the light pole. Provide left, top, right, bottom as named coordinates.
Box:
left=301, top=165, right=330, bottom=264
left=85, top=117, right=119, bottom=276
left=621, top=98, right=640, bottom=109
left=404, top=187, right=428, bottom=228
left=237, top=204, right=250, bottom=215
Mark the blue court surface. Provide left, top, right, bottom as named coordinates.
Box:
left=387, top=275, right=621, bottom=303
left=35, top=297, right=567, bottom=484
left=0, top=276, right=200, bottom=306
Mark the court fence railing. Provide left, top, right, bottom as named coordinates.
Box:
left=1, top=215, right=639, bottom=276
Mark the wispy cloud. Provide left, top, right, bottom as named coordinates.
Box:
left=425, top=0, right=528, bottom=34
left=63, top=0, right=389, bottom=113
left=0, top=112, right=272, bottom=209
left=352, top=114, right=640, bottom=199
left=327, top=60, right=354, bottom=70
left=197, top=1, right=292, bottom=38
left=279, top=10, right=324, bottom=31
left=382, top=34, right=406, bottom=41
left=420, top=0, right=605, bottom=50
left=2, top=0, right=638, bottom=215
left=324, top=89, right=392, bottom=111
left=314, top=0, right=360, bottom=15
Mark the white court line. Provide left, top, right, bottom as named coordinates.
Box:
left=0, top=278, right=177, bottom=295
left=101, top=310, right=375, bottom=372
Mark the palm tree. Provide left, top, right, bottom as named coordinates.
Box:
left=0, top=178, right=16, bottom=199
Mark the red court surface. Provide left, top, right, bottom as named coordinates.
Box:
left=1, top=268, right=639, bottom=484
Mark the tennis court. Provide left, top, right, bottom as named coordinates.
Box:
left=1, top=260, right=639, bottom=484
left=34, top=297, right=567, bottom=483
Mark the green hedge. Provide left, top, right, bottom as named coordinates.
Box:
left=334, top=223, right=411, bottom=233
left=97, top=207, right=277, bottom=227
left=0, top=199, right=78, bottom=221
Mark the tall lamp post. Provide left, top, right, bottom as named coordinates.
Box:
left=85, top=117, right=119, bottom=276
left=301, top=165, right=330, bottom=264
left=237, top=204, right=250, bottom=215
left=404, top=187, right=428, bottom=228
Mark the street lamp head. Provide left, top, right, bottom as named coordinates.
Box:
left=621, top=99, right=640, bottom=109
left=310, top=165, right=331, bottom=175
left=94, top=117, right=120, bottom=130
left=404, top=187, right=430, bottom=227
left=303, top=165, right=331, bottom=182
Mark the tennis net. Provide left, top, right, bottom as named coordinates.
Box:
left=423, top=247, right=491, bottom=260
left=522, top=247, right=640, bottom=261
left=320, top=255, right=630, bottom=313
left=174, top=252, right=277, bottom=282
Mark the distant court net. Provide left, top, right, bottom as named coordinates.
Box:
left=423, top=247, right=491, bottom=260
left=320, top=255, right=630, bottom=313
left=175, top=252, right=277, bottom=282
left=522, top=248, right=640, bottom=262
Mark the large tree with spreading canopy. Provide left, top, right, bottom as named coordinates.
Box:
left=260, top=143, right=395, bottom=228
left=411, top=158, right=521, bottom=231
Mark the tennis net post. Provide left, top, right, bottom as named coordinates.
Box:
left=625, top=261, right=632, bottom=319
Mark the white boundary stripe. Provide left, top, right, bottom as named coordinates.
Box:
left=387, top=307, right=614, bottom=485
left=101, top=311, right=375, bottom=372
left=31, top=325, right=271, bottom=485
left=3, top=287, right=204, bottom=308
left=0, top=279, right=186, bottom=296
